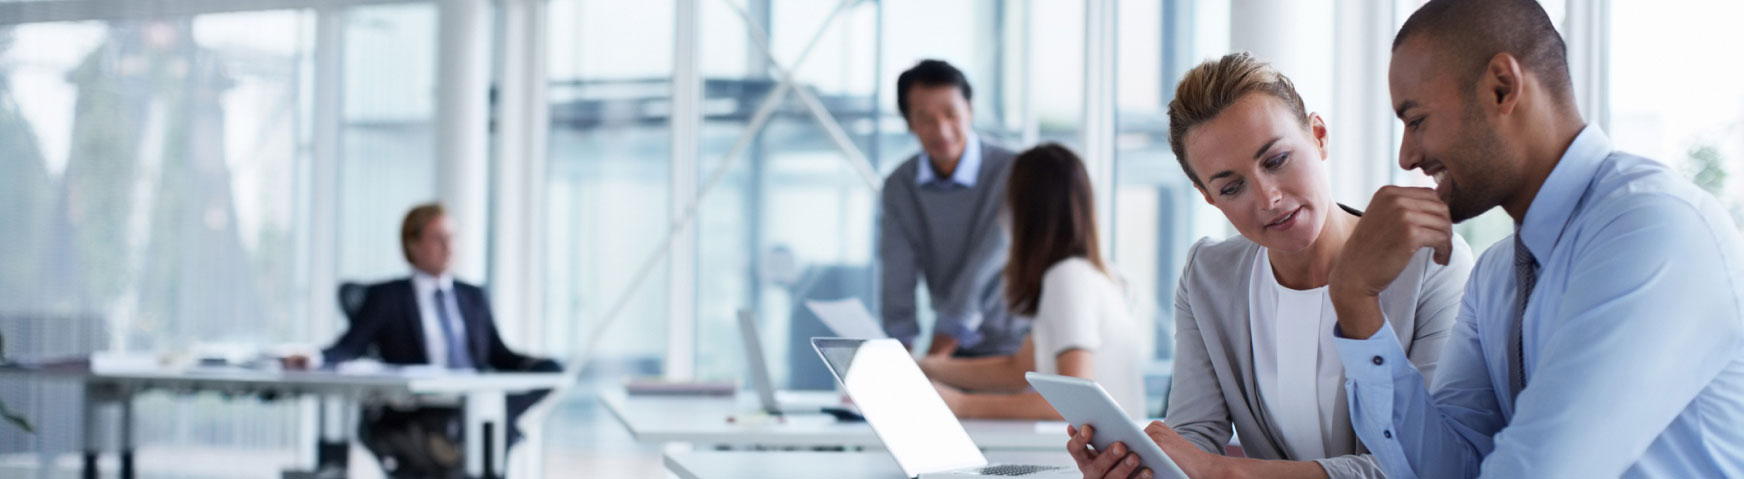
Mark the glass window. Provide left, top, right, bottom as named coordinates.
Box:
left=693, top=0, right=882, bottom=390
left=1608, top=0, right=1744, bottom=231
left=0, top=9, right=317, bottom=456
left=1112, top=0, right=1233, bottom=414
left=337, top=3, right=439, bottom=281
left=543, top=0, right=673, bottom=380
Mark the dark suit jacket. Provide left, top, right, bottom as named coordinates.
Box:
left=322, top=278, right=537, bottom=371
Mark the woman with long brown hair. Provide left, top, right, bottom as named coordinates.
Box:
left=918, top=143, right=1147, bottom=420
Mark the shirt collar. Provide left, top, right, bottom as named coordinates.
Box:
left=1519, top=125, right=1612, bottom=261
left=915, top=134, right=983, bottom=188
left=412, top=269, right=455, bottom=295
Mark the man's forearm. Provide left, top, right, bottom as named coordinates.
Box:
left=1210, top=457, right=1330, bottom=479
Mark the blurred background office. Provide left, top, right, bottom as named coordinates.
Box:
left=0, top=0, right=1739, bottom=477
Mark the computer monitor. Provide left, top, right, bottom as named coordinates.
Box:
left=735, top=309, right=782, bottom=414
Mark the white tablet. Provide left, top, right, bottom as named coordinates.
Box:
left=1026, top=372, right=1188, bottom=479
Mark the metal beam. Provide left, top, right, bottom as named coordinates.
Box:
left=668, top=0, right=702, bottom=380
left=726, top=0, right=881, bottom=191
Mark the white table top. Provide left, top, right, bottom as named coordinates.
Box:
left=0, top=363, right=566, bottom=396
left=601, top=389, right=1080, bottom=450
left=662, top=450, right=1078, bottom=479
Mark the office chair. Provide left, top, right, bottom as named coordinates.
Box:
left=338, top=282, right=367, bottom=324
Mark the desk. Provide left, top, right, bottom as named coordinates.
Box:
left=601, top=388, right=1078, bottom=450
left=662, top=450, right=1077, bottom=479
left=0, top=364, right=563, bottom=479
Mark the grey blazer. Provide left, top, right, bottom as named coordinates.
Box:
left=1166, top=229, right=1473, bottom=478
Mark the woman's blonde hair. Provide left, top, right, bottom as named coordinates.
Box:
left=1167, top=52, right=1309, bottom=189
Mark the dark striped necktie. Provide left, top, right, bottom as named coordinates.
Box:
left=1508, top=234, right=1538, bottom=406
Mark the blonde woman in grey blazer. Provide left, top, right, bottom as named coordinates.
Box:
left=1068, top=52, right=1472, bottom=479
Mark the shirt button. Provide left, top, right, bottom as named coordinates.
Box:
left=1384, top=430, right=1393, bottom=439
left=1372, top=356, right=1384, bottom=366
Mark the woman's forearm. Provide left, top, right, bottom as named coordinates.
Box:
left=957, top=391, right=1062, bottom=420
left=922, top=355, right=1029, bottom=392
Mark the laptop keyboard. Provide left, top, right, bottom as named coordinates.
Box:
left=975, top=464, right=1064, bottom=476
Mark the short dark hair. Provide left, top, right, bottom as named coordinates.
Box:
left=896, top=59, right=973, bottom=120
left=1004, top=143, right=1106, bottom=316
left=1393, top=0, right=1573, bottom=104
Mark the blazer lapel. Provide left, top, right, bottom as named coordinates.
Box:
left=402, top=279, right=432, bottom=364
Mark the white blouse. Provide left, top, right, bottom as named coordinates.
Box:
left=1247, top=247, right=1348, bottom=460
left=1030, top=257, right=1148, bottom=419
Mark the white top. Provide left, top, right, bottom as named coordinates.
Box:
left=1029, top=257, right=1147, bottom=419
left=1247, top=247, right=1344, bottom=460
left=411, top=270, right=469, bottom=368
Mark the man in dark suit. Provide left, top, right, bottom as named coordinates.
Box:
left=287, top=203, right=557, bottom=476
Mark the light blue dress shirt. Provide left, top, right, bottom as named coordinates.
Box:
left=1332, top=126, right=1744, bottom=478
left=915, top=133, right=983, bottom=189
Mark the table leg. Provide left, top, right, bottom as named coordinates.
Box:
left=81, top=384, right=100, bottom=479
left=119, top=393, right=135, bottom=479
left=463, top=391, right=507, bottom=479
left=315, top=396, right=351, bottom=473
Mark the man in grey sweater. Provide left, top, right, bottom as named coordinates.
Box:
left=879, top=59, right=1026, bottom=358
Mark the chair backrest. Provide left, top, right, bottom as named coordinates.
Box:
left=337, top=282, right=367, bottom=324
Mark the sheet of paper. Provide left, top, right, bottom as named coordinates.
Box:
left=804, top=298, right=888, bottom=339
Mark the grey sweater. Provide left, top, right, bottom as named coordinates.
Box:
left=876, top=140, right=1026, bottom=356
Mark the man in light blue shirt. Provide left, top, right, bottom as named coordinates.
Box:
left=1327, top=1, right=1744, bottom=477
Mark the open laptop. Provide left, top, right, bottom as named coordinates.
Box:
left=736, top=309, right=843, bottom=415
left=811, top=338, right=1077, bottom=478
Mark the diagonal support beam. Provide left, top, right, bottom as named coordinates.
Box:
left=725, top=0, right=883, bottom=191
left=555, top=0, right=865, bottom=389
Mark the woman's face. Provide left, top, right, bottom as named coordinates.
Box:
left=1183, top=94, right=1333, bottom=254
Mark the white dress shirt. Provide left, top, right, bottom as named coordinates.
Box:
left=1249, top=247, right=1348, bottom=460
left=412, top=270, right=470, bottom=368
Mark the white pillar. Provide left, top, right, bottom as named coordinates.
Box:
left=490, top=0, right=550, bottom=351
left=1564, top=0, right=1611, bottom=132
left=1228, top=0, right=1335, bottom=119
left=302, top=8, right=345, bottom=470
left=1331, top=0, right=1396, bottom=206
left=310, top=7, right=344, bottom=355
left=436, top=0, right=492, bottom=282
left=667, top=0, right=702, bottom=380
left=1083, top=0, right=1118, bottom=255
left=1230, top=0, right=1335, bottom=117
